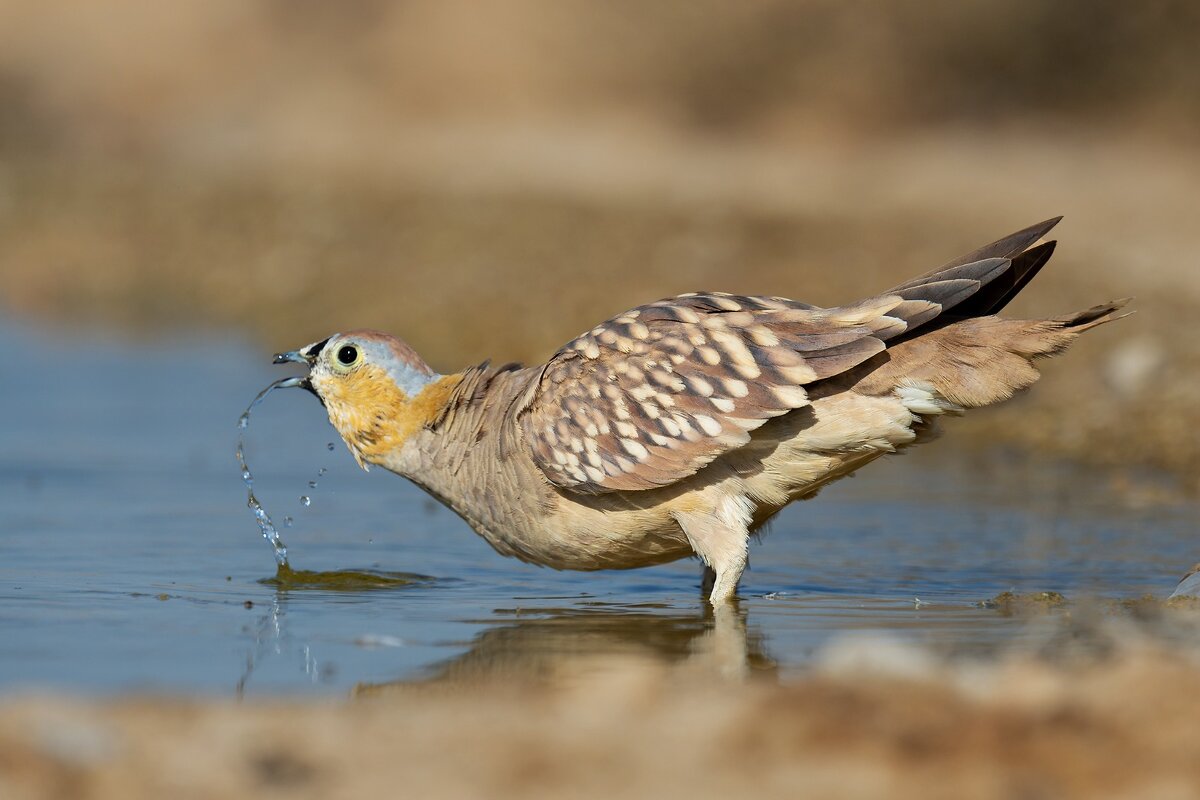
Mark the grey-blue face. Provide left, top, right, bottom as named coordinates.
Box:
left=274, top=330, right=439, bottom=400
left=273, top=330, right=442, bottom=468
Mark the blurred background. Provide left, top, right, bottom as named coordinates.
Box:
left=0, top=0, right=1197, bottom=479
left=4, top=5, right=1200, bottom=797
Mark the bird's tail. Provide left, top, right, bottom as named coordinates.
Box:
left=853, top=298, right=1131, bottom=412
left=1051, top=299, right=1133, bottom=334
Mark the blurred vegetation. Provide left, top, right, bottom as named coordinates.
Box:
left=0, top=0, right=1198, bottom=486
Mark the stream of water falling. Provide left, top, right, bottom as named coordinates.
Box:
left=236, top=377, right=303, bottom=567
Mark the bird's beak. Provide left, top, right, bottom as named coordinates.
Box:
left=273, top=349, right=313, bottom=366
left=274, top=375, right=310, bottom=390
left=272, top=338, right=329, bottom=398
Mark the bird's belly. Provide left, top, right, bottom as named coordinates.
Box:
left=408, top=457, right=695, bottom=571
left=502, top=498, right=695, bottom=572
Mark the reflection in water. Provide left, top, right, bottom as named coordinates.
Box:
left=236, top=566, right=437, bottom=696
left=236, top=592, right=291, bottom=698
left=236, top=594, right=333, bottom=699
left=356, top=604, right=777, bottom=697
left=237, top=580, right=777, bottom=697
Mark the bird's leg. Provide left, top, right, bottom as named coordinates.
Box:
left=674, top=498, right=752, bottom=606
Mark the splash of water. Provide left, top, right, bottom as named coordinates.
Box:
left=236, top=376, right=305, bottom=567
left=306, top=467, right=327, bottom=490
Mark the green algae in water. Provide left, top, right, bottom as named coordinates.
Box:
left=978, top=590, right=1067, bottom=615
left=1106, top=593, right=1200, bottom=614
left=261, top=564, right=434, bottom=592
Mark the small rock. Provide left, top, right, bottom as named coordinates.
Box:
left=353, top=634, right=405, bottom=648
left=815, top=632, right=937, bottom=679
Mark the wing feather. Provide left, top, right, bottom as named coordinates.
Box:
left=519, top=220, right=1066, bottom=494
left=519, top=292, right=900, bottom=493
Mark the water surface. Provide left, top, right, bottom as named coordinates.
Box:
left=0, top=315, right=1194, bottom=695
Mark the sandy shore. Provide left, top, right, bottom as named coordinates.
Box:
left=4, top=634, right=1200, bottom=800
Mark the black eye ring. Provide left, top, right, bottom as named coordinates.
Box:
left=336, top=345, right=359, bottom=366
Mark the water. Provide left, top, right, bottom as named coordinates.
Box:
left=0, top=313, right=1196, bottom=696
left=236, top=379, right=297, bottom=566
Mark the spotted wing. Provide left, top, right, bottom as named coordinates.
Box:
left=518, top=291, right=910, bottom=493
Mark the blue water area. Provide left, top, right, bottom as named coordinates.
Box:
left=0, top=314, right=1194, bottom=696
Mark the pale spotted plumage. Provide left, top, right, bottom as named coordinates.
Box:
left=516, top=277, right=1002, bottom=493
left=518, top=245, right=1030, bottom=494
left=518, top=293, right=901, bottom=492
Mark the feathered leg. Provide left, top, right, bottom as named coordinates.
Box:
left=674, top=496, right=754, bottom=605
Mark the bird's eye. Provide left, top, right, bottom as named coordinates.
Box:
left=335, top=344, right=360, bottom=367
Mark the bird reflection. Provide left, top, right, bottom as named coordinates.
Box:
left=354, top=603, right=776, bottom=697
left=236, top=572, right=776, bottom=697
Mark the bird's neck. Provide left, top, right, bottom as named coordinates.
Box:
left=375, top=365, right=552, bottom=550
left=331, top=368, right=461, bottom=470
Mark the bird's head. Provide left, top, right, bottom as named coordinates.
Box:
left=274, top=330, right=453, bottom=470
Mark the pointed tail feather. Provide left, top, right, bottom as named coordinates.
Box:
left=897, top=216, right=1063, bottom=285
left=1053, top=298, right=1133, bottom=332
left=878, top=219, right=1065, bottom=341
left=960, top=240, right=1057, bottom=317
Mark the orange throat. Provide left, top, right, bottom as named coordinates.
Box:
left=319, top=367, right=464, bottom=469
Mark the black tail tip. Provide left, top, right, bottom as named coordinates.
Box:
left=1059, top=298, right=1134, bottom=329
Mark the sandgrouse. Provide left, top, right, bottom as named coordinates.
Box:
left=274, top=218, right=1126, bottom=605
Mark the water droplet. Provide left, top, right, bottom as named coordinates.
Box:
left=300, top=495, right=311, bottom=507
left=237, top=415, right=249, bottom=430
left=318, top=468, right=328, bottom=477
left=308, top=480, right=318, bottom=489
left=283, top=516, right=294, bottom=528
left=326, top=442, right=336, bottom=451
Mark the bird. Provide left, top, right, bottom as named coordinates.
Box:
left=1169, top=563, right=1200, bottom=601
left=273, top=218, right=1128, bottom=605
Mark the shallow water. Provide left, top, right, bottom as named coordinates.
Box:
left=0, top=314, right=1195, bottom=696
